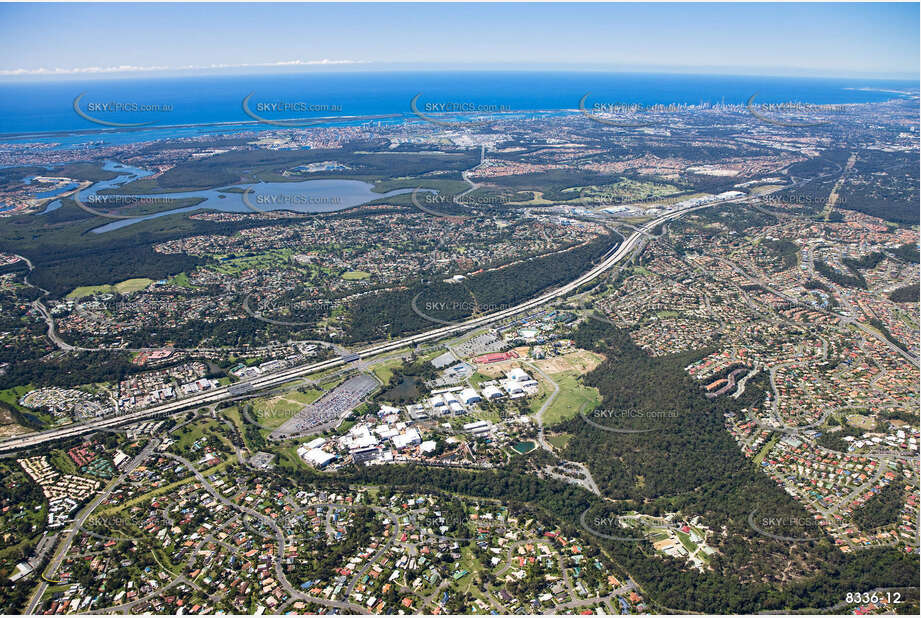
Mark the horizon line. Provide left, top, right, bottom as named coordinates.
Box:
left=0, top=62, right=917, bottom=83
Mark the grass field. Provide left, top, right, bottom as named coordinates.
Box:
left=247, top=389, right=324, bottom=432
left=317, top=376, right=345, bottom=392
left=66, top=284, right=114, bottom=298
left=276, top=444, right=309, bottom=472
left=546, top=432, right=573, bottom=450
left=846, top=414, right=877, bottom=430
left=115, top=278, right=155, bottom=293
left=749, top=184, right=787, bottom=195
left=468, top=372, right=493, bottom=388
left=286, top=389, right=323, bottom=405
left=468, top=406, right=501, bottom=424
left=539, top=372, right=602, bottom=426
left=66, top=277, right=154, bottom=299
left=221, top=406, right=245, bottom=437
left=0, top=384, right=33, bottom=411
left=50, top=450, right=77, bottom=475
left=371, top=358, right=404, bottom=384
left=169, top=272, right=193, bottom=288
left=676, top=530, right=698, bottom=553
left=753, top=434, right=780, bottom=465
left=253, top=396, right=302, bottom=429
left=506, top=190, right=554, bottom=206
left=341, top=270, right=371, bottom=280
left=171, top=419, right=221, bottom=453
left=209, top=249, right=294, bottom=275
left=563, top=178, right=682, bottom=205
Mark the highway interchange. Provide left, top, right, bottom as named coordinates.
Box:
left=0, top=192, right=776, bottom=455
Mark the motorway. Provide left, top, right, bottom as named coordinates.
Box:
left=0, top=196, right=744, bottom=454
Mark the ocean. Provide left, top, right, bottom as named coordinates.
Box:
left=0, top=71, right=914, bottom=145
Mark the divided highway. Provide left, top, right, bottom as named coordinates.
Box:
left=0, top=198, right=736, bottom=454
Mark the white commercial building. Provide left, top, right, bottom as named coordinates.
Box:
left=428, top=395, right=447, bottom=410
left=507, top=368, right=531, bottom=382
left=459, top=388, right=482, bottom=405
left=340, top=424, right=379, bottom=450
left=300, top=447, right=336, bottom=468
left=305, top=437, right=327, bottom=450
left=463, top=420, right=492, bottom=437
left=502, top=380, right=525, bottom=396
left=482, top=385, right=504, bottom=400
left=392, top=428, right=422, bottom=450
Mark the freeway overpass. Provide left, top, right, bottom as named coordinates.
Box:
left=0, top=197, right=738, bottom=454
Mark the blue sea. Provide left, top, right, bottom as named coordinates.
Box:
left=0, top=71, right=915, bottom=145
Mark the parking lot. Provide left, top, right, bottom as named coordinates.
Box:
left=269, top=374, right=379, bottom=440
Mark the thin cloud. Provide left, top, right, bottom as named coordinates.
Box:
left=0, top=59, right=366, bottom=76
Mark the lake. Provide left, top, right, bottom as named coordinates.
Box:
left=42, top=160, right=422, bottom=233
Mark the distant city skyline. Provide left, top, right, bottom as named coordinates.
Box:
left=0, top=2, right=918, bottom=80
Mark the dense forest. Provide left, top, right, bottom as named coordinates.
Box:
left=842, top=251, right=885, bottom=272
left=837, top=151, right=920, bottom=225
left=554, top=319, right=916, bottom=598
left=345, top=233, right=615, bottom=342
left=135, top=141, right=480, bottom=191
left=889, top=283, right=919, bottom=303
left=342, top=319, right=919, bottom=613
left=887, top=243, right=920, bottom=264
left=0, top=196, right=406, bottom=299
left=852, top=482, right=906, bottom=532
left=353, top=458, right=917, bottom=613
left=762, top=238, right=800, bottom=269
left=0, top=350, right=139, bottom=392
left=29, top=246, right=204, bottom=298
left=814, top=260, right=867, bottom=289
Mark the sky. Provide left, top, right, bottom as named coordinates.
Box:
left=0, top=2, right=918, bottom=80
